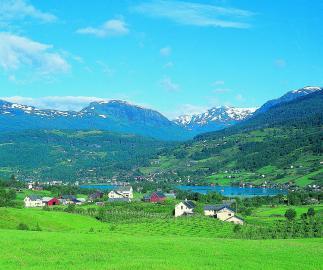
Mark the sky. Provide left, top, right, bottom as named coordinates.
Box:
left=0, top=0, right=322, bottom=118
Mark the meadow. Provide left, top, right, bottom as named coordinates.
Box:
left=0, top=229, right=322, bottom=270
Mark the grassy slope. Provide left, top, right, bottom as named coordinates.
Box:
left=0, top=208, right=108, bottom=232
left=0, top=207, right=322, bottom=269
left=0, top=230, right=322, bottom=270
left=245, top=205, right=323, bottom=225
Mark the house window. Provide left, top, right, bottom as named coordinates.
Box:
left=181, top=206, right=183, bottom=210
left=228, top=213, right=232, bottom=216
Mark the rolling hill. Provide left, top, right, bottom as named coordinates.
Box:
left=0, top=130, right=173, bottom=181
left=140, top=90, right=323, bottom=186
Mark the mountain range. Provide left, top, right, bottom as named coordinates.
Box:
left=0, top=86, right=321, bottom=183
left=140, top=89, right=323, bottom=186
left=0, top=86, right=322, bottom=141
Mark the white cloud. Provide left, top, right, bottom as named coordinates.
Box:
left=0, top=0, right=57, bottom=23
left=160, top=46, right=171, bottom=56
left=1, top=96, right=107, bottom=112
left=76, top=19, right=129, bottom=38
left=0, top=33, right=70, bottom=76
left=160, top=77, right=180, bottom=92
left=134, top=0, right=254, bottom=29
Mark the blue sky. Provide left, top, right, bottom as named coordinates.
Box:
left=0, top=0, right=322, bottom=118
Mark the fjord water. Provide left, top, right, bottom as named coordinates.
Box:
left=80, top=184, right=287, bottom=197
left=177, top=186, right=287, bottom=197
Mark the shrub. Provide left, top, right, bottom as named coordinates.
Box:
left=284, top=209, right=296, bottom=221
left=17, top=223, right=29, bottom=231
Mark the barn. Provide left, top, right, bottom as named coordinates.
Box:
left=143, top=192, right=166, bottom=203
left=46, top=198, right=60, bottom=206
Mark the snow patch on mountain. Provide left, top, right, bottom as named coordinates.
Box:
left=174, top=106, right=257, bottom=128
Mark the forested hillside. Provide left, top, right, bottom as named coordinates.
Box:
left=0, top=130, right=172, bottom=181
left=140, top=91, right=323, bottom=186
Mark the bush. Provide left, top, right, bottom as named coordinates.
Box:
left=17, top=223, right=29, bottom=231
left=284, top=209, right=296, bottom=221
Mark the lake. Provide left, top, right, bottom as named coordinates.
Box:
left=80, top=184, right=287, bottom=197
left=177, top=185, right=288, bottom=197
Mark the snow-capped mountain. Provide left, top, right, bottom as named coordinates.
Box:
left=0, top=100, right=79, bottom=118
left=0, top=99, right=189, bottom=141
left=174, top=106, right=257, bottom=133
left=0, top=86, right=321, bottom=140
left=256, top=86, right=323, bottom=114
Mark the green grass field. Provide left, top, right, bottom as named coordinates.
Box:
left=0, top=229, right=322, bottom=270
left=0, top=205, right=322, bottom=269
left=245, top=205, right=323, bottom=225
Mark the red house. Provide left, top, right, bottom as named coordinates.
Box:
left=46, top=198, right=60, bottom=206
left=143, top=192, right=166, bottom=203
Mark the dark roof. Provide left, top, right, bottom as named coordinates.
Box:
left=28, top=195, right=42, bottom=201
left=89, top=191, right=104, bottom=199
left=204, top=204, right=235, bottom=212
left=153, top=192, right=166, bottom=198
left=226, top=215, right=244, bottom=221
left=114, top=186, right=132, bottom=192
left=108, top=198, right=131, bottom=203
left=61, top=195, right=76, bottom=200
left=182, top=200, right=196, bottom=209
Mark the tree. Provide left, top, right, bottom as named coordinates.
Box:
left=284, top=209, right=297, bottom=221
left=307, top=207, right=315, bottom=217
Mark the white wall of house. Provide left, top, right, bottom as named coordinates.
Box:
left=204, top=209, right=215, bottom=216
left=175, top=202, right=194, bottom=217
left=215, top=208, right=235, bottom=221
left=108, top=189, right=133, bottom=199
left=226, top=216, right=244, bottom=225
left=24, top=197, right=43, bottom=208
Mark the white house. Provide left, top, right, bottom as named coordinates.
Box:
left=174, top=200, right=196, bottom=217
left=108, top=186, right=133, bottom=199
left=204, top=205, right=244, bottom=225
left=24, top=195, right=43, bottom=208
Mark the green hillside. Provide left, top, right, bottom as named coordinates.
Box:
left=1, top=229, right=321, bottom=270
left=0, top=206, right=322, bottom=269
left=0, top=130, right=172, bottom=181
left=140, top=91, right=323, bottom=186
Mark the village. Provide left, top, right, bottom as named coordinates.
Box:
left=24, top=185, right=244, bottom=225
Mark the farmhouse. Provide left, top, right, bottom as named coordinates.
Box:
left=108, top=186, right=133, bottom=199
left=24, top=195, right=43, bottom=208
left=59, top=195, right=83, bottom=205
left=143, top=192, right=166, bottom=203
left=175, top=200, right=196, bottom=217
left=204, top=205, right=244, bottom=225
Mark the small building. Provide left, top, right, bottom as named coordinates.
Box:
left=24, top=195, right=43, bottom=208
left=175, top=200, right=196, bottom=217
left=143, top=192, right=166, bottom=203
left=108, top=186, right=133, bottom=199
left=43, top=197, right=60, bottom=206
left=204, top=205, right=244, bottom=225
left=88, top=191, right=104, bottom=202
left=59, top=195, right=83, bottom=205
